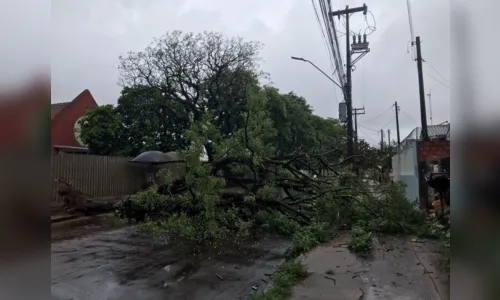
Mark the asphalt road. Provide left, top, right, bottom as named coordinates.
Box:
left=51, top=227, right=290, bottom=300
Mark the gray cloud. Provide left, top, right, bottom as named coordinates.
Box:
left=0, top=0, right=50, bottom=90
left=51, top=0, right=450, bottom=145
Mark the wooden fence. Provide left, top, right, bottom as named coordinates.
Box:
left=52, top=153, right=148, bottom=204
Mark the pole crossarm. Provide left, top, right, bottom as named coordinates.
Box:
left=327, top=4, right=368, bottom=157
left=329, top=4, right=367, bottom=17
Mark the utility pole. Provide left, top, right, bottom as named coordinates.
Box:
left=427, top=89, right=433, bottom=125
left=353, top=107, right=365, bottom=151
left=394, top=101, right=401, bottom=146
left=415, top=36, right=429, bottom=140
left=414, top=37, right=430, bottom=210
left=380, top=129, right=384, bottom=150
left=331, top=4, right=368, bottom=157
left=387, top=129, right=391, bottom=146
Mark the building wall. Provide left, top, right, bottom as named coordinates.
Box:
left=392, top=140, right=420, bottom=202
left=51, top=90, right=96, bottom=149
left=419, top=140, right=450, bottom=162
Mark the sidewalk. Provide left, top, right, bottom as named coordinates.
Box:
left=291, top=232, right=448, bottom=300
left=51, top=213, right=117, bottom=242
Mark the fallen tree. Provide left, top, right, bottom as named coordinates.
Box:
left=115, top=88, right=369, bottom=240
left=55, top=178, right=119, bottom=215
left=73, top=30, right=431, bottom=244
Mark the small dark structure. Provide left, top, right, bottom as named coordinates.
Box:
left=130, top=151, right=185, bottom=189
left=426, top=172, right=450, bottom=214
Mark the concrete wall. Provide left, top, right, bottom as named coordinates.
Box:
left=392, top=140, right=420, bottom=203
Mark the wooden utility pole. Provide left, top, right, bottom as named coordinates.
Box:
left=330, top=4, right=368, bottom=157
left=415, top=36, right=429, bottom=141
left=394, top=101, right=401, bottom=146
left=380, top=129, right=384, bottom=150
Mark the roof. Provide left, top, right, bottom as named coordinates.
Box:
left=50, top=89, right=96, bottom=120
left=51, top=102, right=70, bottom=120
left=53, top=145, right=89, bottom=153
left=426, top=124, right=450, bottom=139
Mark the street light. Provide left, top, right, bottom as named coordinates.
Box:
left=290, top=56, right=344, bottom=91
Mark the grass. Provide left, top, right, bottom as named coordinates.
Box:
left=251, top=220, right=333, bottom=299
left=249, top=259, right=308, bottom=300
left=285, top=222, right=333, bottom=258
left=106, top=213, right=130, bottom=227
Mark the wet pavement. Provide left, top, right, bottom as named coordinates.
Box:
left=51, top=227, right=290, bottom=300
left=291, top=233, right=449, bottom=300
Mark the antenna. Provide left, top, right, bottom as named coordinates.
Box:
left=406, top=0, right=416, bottom=59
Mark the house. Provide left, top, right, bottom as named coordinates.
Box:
left=392, top=123, right=451, bottom=210
left=423, top=123, right=450, bottom=141
left=51, top=89, right=98, bottom=152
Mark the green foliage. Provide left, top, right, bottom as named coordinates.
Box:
left=115, top=187, right=166, bottom=222
left=249, top=259, right=308, bottom=300
left=341, top=181, right=430, bottom=236
left=81, top=32, right=347, bottom=160
left=105, top=213, right=130, bottom=227
left=356, top=139, right=395, bottom=173
left=79, top=105, right=124, bottom=156
left=421, top=211, right=450, bottom=273
left=259, top=211, right=301, bottom=236
left=285, top=221, right=333, bottom=258
left=79, top=86, right=190, bottom=157
left=348, top=226, right=373, bottom=258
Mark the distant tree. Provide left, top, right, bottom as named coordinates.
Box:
left=118, top=31, right=263, bottom=160
left=81, top=30, right=347, bottom=166
left=116, top=85, right=190, bottom=156
left=79, top=105, right=124, bottom=156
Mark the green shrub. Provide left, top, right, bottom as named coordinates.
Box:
left=116, top=187, right=167, bottom=222
left=348, top=226, right=372, bottom=258
left=249, top=259, right=307, bottom=300
left=285, top=221, right=334, bottom=258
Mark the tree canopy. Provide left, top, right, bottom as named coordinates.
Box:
left=80, top=32, right=348, bottom=158
left=79, top=30, right=412, bottom=243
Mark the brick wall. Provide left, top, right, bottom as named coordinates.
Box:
left=51, top=90, right=97, bottom=149
left=419, top=140, right=450, bottom=162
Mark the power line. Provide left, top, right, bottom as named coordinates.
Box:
left=358, top=126, right=379, bottom=144
left=341, top=15, right=358, bottom=36
left=399, top=109, right=419, bottom=125
left=364, top=10, right=377, bottom=35
left=358, top=124, right=379, bottom=132
left=363, top=105, right=393, bottom=123
left=312, top=0, right=345, bottom=87
left=381, top=116, right=395, bottom=129
left=324, top=0, right=346, bottom=87
left=422, top=59, right=449, bottom=83
left=311, top=0, right=337, bottom=76
left=424, top=71, right=450, bottom=89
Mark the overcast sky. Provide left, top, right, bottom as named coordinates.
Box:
left=50, top=0, right=450, bottom=145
